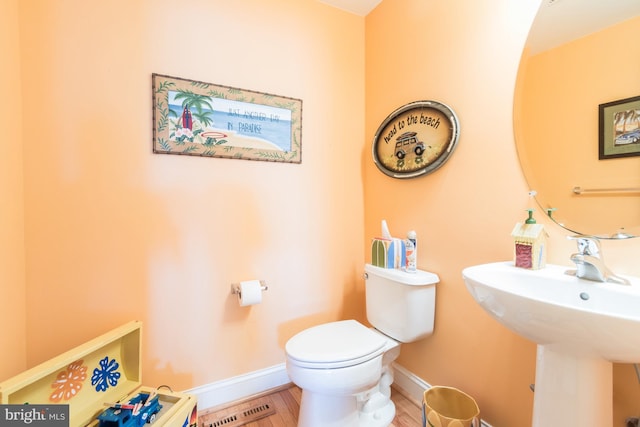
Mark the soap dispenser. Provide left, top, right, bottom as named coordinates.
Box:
left=525, top=209, right=536, bottom=225
left=511, top=209, right=548, bottom=269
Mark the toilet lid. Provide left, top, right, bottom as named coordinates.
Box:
left=286, top=320, right=387, bottom=368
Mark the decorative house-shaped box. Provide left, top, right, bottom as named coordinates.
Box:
left=371, top=238, right=406, bottom=269
left=0, top=321, right=197, bottom=427
left=511, top=223, right=548, bottom=270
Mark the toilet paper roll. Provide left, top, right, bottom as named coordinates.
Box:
left=238, top=280, right=263, bottom=307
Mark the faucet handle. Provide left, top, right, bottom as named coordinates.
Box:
left=568, top=236, right=601, bottom=257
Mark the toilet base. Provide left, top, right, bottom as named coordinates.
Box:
left=296, top=365, right=396, bottom=427
left=297, top=389, right=395, bottom=427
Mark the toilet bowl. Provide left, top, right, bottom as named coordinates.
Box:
left=285, top=264, right=439, bottom=427
left=286, top=320, right=400, bottom=427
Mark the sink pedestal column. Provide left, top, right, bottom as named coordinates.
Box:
left=532, top=345, right=612, bottom=427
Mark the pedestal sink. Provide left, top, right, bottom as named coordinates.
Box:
left=462, top=261, right=640, bottom=427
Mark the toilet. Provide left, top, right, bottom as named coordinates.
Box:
left=285, top=264, right=439, bottom=427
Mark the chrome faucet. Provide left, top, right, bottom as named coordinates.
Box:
left=566, top=236, right=630, bottom=285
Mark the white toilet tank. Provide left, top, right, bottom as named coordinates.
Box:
left=365, top=264, right=439, bottom=343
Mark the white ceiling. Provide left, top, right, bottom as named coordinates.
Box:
left=318, top=0, right=640, bottom=55
left=316, top=0, right=381, bottom=16
left=528, top=0, right=640, bottom=54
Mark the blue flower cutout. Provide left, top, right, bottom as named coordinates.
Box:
left=91, top=356, right=121, bottom=392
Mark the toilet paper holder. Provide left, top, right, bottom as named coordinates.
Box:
left=230, top=280, right=268, bottom=295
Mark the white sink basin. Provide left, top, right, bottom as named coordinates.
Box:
left=463, top=261, right=640, bottom=362
left=462, top=261, right=640, bottom=427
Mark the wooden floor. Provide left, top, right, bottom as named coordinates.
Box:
left=199, top=384, right=423, bottom=427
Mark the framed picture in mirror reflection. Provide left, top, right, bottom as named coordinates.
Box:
left=599, top=95, right=640, bottom=159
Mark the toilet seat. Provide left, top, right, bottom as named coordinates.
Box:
left=286, top=320, right=386, bottom=369
left=286, top=320, right=387, bottom=369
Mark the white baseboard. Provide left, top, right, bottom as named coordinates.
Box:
left=391, top=362, right=432, bottom=406
left=187, top=362, right=493, bottom=427
left=185, top=363, right=290, bottom=411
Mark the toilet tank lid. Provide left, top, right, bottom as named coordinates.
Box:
left=286, top=320, right=386, bottom=365
left=365, top=264, right=439, bottom=286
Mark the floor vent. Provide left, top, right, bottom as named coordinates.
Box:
left=199, top=397, right=276, bottom=427
left=210, top=414, right=237, bottom=426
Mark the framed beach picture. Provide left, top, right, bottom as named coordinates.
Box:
left=152, top=74, right=302, bottom=163
left=599, top=95, right=640, bottom=159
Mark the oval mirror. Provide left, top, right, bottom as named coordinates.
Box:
left=514, top=0, right=640, bottom=238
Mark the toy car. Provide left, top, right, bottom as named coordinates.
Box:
left=394, top=131, right=425, bottom=159
left=98, top=390, right=162, bottom=427
left=615, top=129, right=640, bottom=146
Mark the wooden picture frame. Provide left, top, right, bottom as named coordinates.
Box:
left=599, top=95, right=640, bottom=159
left=152, top=74, right=302, bottom=163
left=372, top=100, right=460, bottom=178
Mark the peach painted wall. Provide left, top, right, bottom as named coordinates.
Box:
left=15, top=0, right=365, bottom=390
left=0, top=0, right=27, bottom=380
left=365, top=0, right=640, bottom=425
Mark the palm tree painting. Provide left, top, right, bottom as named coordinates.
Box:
left=153, top=74, right=302, bottom=163
left=613, top=108, right=640, bottom=146
left=167, top=91, right=219, bottom=145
